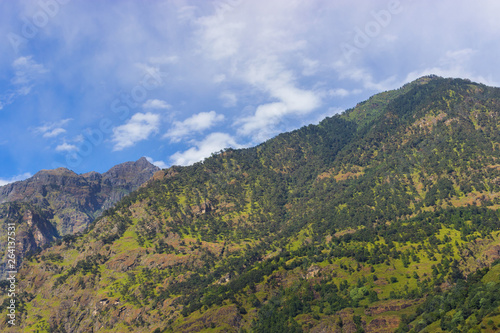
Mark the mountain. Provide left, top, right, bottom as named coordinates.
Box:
left=0, top=157, right=159, bottom=235
left=0, top=157, right=159, bottom=277
left=2, top=76, right=500, bottom=332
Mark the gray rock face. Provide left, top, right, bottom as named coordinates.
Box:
left=0, top=157, right=160, bottom=278
left=0, top=203, right=59, bottom=278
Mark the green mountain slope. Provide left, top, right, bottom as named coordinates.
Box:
left=2, top=76, right=500, bottom=333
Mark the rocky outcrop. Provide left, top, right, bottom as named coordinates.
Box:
left=0, top=157, right=159, bottom=278
left=0, top=203, right=59, bottom=278
left=0, top=157, right=159, bottom=235
left=103, top=157, right=158, bottom=187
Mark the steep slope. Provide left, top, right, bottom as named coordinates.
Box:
left=3, top=76, right=500, bottom=333
left=0, top=157, right=159, bottom=277
left=0, top=203, right=59, bottom=268
left=0, top=157, right=159, bottom=235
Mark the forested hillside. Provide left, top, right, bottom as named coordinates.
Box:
left=2, top=76, right=500, bottom=333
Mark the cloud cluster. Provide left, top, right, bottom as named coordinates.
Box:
left=164, top=111, right=225, bottom=142
left=3, top=0, right=500, bottom=177
left=112, top=112, right=160, bottom=151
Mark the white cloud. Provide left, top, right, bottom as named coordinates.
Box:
left=170, top=132, right=239, bottom=166
left=112, top=112, right=160, bottom=151
left=0, top=91, right=17, bottom=111
left=237, top=102, right=287, bottom=141
left=11, top=56, right=48, bottom=86
left=236, top=57, right=322, bottom=140
left=34, top=119, right=72, bottom=138
left=333, top=59, right=397, bottom=92
left=0, top=172, right=32, bottom=187
left=327, top=88, right=362, bottom=98
left=237, top=83, right=321, bottom=141
left=145, top=156, right=168, bottom=169
left=164, top=111, right=225, bottom=142
left=193, top=2, right=323, bottom=140
left=143, top=99, right=171, bottom=110
left=329, top=88, right=350, bottom=97
left=43, top=128, right=66, bottom=138
left=5, top=0, right=500, bottom=178
left=0, top=56, right=47, bottom=110
left=196, top=11, right=245, bottom=60
left=55, top=142, right=78, bottom=152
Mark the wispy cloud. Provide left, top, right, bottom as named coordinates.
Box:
left=403, top=48, right=494, bottom=86
left=0, top=172, right=32, bottom=186
left=236, top=58, right=321, bottom=141
left=219, top=91, right=237, bottom=107
left=194, top=2, right=322, bottom=141
left=164, top=111, right=225, bottom=142
left=170, top=132, right=239, bottom=166
left=328, top=88, right=360, bottom=98
left=33, top=119, right=72, bottom=138
left=0, top=56, right=47, bottom=110
left=43, top=128, right=66, bottom=138
left=143, top=99, right=171, bottom=110
left=11, top=56, right=48, bottom=86
left=112, top=112, right=160, bottom=151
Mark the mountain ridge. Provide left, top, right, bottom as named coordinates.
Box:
left=0, top=157, right=160, bottom=219
left=3, top=76, right=500, bottom=332
left=0, top=157, right=159, bottom=278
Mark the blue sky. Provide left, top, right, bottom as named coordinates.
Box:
left=1, top=0, right=499, bottom=185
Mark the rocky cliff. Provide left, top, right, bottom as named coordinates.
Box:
left=0, top=157, right=159, bottom=235
left=0, top=203, right=58, bottom=277
left=0, top=157, right=159, bottom=278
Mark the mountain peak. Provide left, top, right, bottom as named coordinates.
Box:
left=104, top=157, right=159, bottom=174
left=0, top=157, right=160, bottom=234
left=403, top=74, right=449, bottom=89
left=414, top=74, right=441, bottom=83
left=136, top=156, right=150, bottom=164
left=34, top=167, right=77, bottom=178
left=341, top=75, right=480, bottom=129
left=102, top=157, right=159, bottom=186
